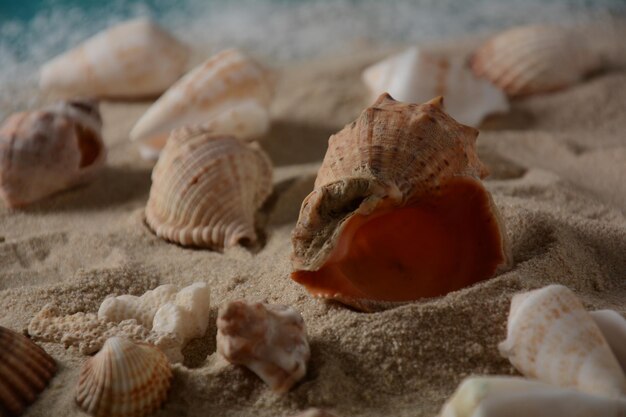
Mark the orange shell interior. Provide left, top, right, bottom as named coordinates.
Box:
left=292, top=177, right=506, bottom=303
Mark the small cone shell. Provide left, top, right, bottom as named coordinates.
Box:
left=591, top=310, right=626, bottom=373
left=0, top=99, right=105, bottom=208
left=499, top=285, right=626, bottom=397
left=0, top=326, right=57, bottom=417
left=75, top=337, right=172, bottom=417
left=471, top=25, right=602, bottom=97
left=130, top=48, right=274, bottom=159
left=40, top=18, right=189, bottom=99
left=145, top=128, right=273, bottom=249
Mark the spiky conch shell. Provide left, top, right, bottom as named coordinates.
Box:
left=290, top=94, right=510, bottom=311
left=470, top=24, right=602, bottom=97
left=499, top=285, right=626, bottom=398
left=145, top=127, right=273, bottom=249
left=0, top=99, right=105, bottom=208
left=0, top=326, right=57, bottom=417
left=76, top=337, right=172, bottom=417
left=129, top=48, right=274, bottom=160
left=40, top=18, right=189, bottom=99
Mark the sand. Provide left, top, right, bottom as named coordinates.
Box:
left=1, top=27, right=626, bottom=417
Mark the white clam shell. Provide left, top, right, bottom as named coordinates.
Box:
left=40, top=18, right=189, bottom=99
left=591, top=310, right=626, bottom=373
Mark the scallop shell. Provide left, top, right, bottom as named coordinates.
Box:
left=439, top=376, right=626, bottom=417
left=40, top=18, right=189, bottom=99
left=291, top=94, right=510, bottom=311
left=499, top=285, right=626, bottom=397
left=0, top=326, right=57, bottom=417
left=591, top=310, right=626, bottom=373
left=470, top=25, right=602, bottom=97
left=0, top=99, right=105, bottom=208
left=130, top=48, right=274, bottom=160
left=76, top=337, right=172, bottom=417
left=145, top=128, right=273, bottom=249
left=363, top=45, right=509, bottom=126
left=217, top=300, right=310, bottom=393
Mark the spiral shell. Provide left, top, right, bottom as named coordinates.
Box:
left=145, top=128, right=273, bottom=249
left=0, top=326, right=57, bottom=417
left=76, top=337, right=172, bottom=417
left=470, top=25, right=602, bottom=97
left=0, top=99, right=105, bottom=208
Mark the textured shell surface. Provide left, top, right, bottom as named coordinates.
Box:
left=439, top=376, right=626, bottom=417
left=76, top=337, right=172, bottom=417
left=0, top=326, right=57, bottom=417
left=363, top=45, right=509, bottom=126
left=216, top=300, right=310, bottom=393
left=129, top=48, right=274, bottom=158
left=0, top=99, right=105, bottom=208
left=145, top=128, right=273, bottom=249
left=470, top=24, right=602, bottom=97
left=40, top=18, right=190, bottom=98
left=590, top=310, right=626, bottom=373
left=98, top=284, right=179, bottom=328
left=291, top=94, right=510, bottom=311
left=499, top=285, right=626, bottom=397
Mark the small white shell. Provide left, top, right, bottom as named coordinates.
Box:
left=40, top=18, right=189, bottom=99
left=75, top=337, right=172, bottom=417
left=217, top=300, right=310, bottom=393
left=98, top=284, right=179, bottom=328
left=591, top=310, right=626, bottom=373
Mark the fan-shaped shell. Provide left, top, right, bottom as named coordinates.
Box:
left=40, top=18, right=189, bottom=99
left=145, top=128, right=273, bottom=249
left=0, top=99, right=105, bottom=208
left=0, top=326, right=57, bottom=417
left=130, top=48, right=274, bottom=159
left=76, top=337, right=172, bottom=417
left=291, top=94, right=510, bottom=311
left=470, top=25, right=602, bottom=97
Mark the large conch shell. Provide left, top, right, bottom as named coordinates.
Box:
left=470, top=25, right=602, bottom=97
left=40, top=18, right=189, bottom=99
left=291, top=94, right=510, bottom=311
left=0, top=99, right=105, bottom=208
left=75, top=337, right=172, bottom=417
left=439, top=376, right=626, bottom=417
left=216, top=300, right=310, bottom=393
left=129, top=48, right=274, bottom=160
left=145, top=128, right=273, bottom=249
left=363, top=46, right=508, bottom=127
left=0, top=326, right=57, bottom=417
left=591, top=310, right=626, bottom=373
left=499, top=285, right=626, bottom=397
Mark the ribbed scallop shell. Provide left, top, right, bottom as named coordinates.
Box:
left=0, top=326, right=57, bottom=417
left=76, top=337, right=172, bottom=417
left=145, top=128, right=273, bottom=249
left=470, top=25, right=602, bottom=97
left=40, top=18, right=189, bottom=99
left=0, top=99, right=105, bottom=208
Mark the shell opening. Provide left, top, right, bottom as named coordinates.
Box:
left=75, top=124, right=102, bottom=168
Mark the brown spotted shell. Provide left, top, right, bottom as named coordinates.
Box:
left=0, top=326, right=57, bottom=417
left=145, top=127, right=273, bottom=249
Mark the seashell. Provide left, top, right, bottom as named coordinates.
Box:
left=591, top=310, right=626, bottom=373
left=289, top=410, right=339, bottom=417
left=40, top=18, right=189, bottom=99
left=439, top=376, right=626, bottom=417
left=499, top=285, right=626, bottom=397
left=98, top=284, right=179, bottom=328
left=290, top=94, right=510, bottom=311
left=130, top=48, right=274, bottom=160
left=76, top=336, right=172, bottom=417
left=470, top=25, right=602, bottom=97
left=216, top=300, right=310, bottom=393
left=363, top=45, right=509, bottom=127
left=0, top=99, right=105, bottom=208
left=0, top=326, right=57, bottom=417
left=145, top=128, right=273, bottom=249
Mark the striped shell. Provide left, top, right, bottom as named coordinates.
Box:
left=130, top=48, right=274, bottom=159
left=40, top=18, right=189, bottom=99
left=145, top=128, right=273, bottom=249
left=0, top=326, right=57, bottom=417
left=0, top=99, right=105, bottom=208
left=76, top=337, right=172, bottom=417
left=471, top=25, right=602, bottom=97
